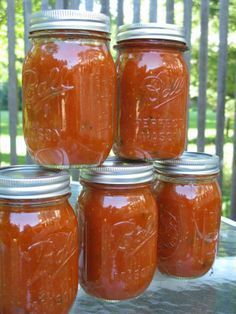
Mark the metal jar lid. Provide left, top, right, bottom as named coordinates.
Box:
left=80, top=156, right=154, bottom=185
left=0, top=165, right=71, bottom=200
left=29, top=10, right=110, bottom=34
left=117, top=23, right=186, bottom=44
left=154, top=152, right=220, bottom=176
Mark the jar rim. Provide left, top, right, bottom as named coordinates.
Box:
left=80, top=156, right=154, bottom=185
left=117, top=23, right=187, bottom=44
left=154, top=152, right=220, bottom=176
left=29, top=10, right=110, bottom=34
left=0, top=165, right=71, bottom=199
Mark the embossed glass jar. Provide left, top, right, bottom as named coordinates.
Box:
left=0, top=166, right=79, bottom=313
left=153, top=152, right=222, bottom=278
left=78, top=157, right=157, bottom=301
left=23, top=10, right=116, bottom=168
left=113, top=23, right=188, bottom=160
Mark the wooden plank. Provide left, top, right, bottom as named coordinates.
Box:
left=215, top=0, right=229, bottom=187
left=23, top=0, right=33, bottom=164
left=85, top=0, right=93, bottom=11
left=41, top=0, right=49, bottom=10
left=231, top=77, right=236, bottom=221
left=183, top=0, right=192, bottom=70
left=117, top=0, right=124, bottom=26
left=149, top=0, right=157, bottom=22
left=101, top=0, right=110, bottom=16
left=166, top=0, right=174, bottom=24
left=197, top=0, right=209, bottom=152
left=7, top=0, right=18, bottom=165
left=133, top=0, right=141, bottom=23
left=23, top=0, right=31, bottom=55
left=183, top=0, right=192, bottom=147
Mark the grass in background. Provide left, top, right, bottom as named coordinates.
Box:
left=0, top=153, right=25, bottom=164
left=0, top=111, right=23, bottom=136
left=189, top=109, right=217, bottom=129
left=0, top=109, right=234, bottom=218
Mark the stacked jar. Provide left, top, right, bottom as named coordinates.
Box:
left=153, top=152, right=221, bottom=278
left=78, top=157, right=157, bottom=301
left=114, top=23, right=189, bottom=160
left=1, top=10, right=118, bottom=312
left=0, top=166, right=79, bottom=313
left=22, top=10, right=116, bottom=168
left=0, top=11, right=223, bottom=311
left=113, top=23, right=222, bottom=280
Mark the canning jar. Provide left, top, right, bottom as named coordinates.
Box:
left=0, top=166, right=79, bottom=313
left=153, top=152, right=222, bottom=278
left=23, top=10, right=116, bottom=168
left=113, top=23, right=188, bottom=160
left=78, top=157, right=157, bottom=301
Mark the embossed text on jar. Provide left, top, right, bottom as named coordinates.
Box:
left=78, top=182, right=157, bottom=301
left=114, top=40, right=188, bottom=160
left=153, top=178, right=221, bottom=278
left=0, top=197, right=79, bottom=313
left=153, top=152, right=222, bottom=277
left=23, top=31, right=116, bottom=167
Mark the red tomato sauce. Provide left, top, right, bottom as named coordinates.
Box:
left=153, top=179, right=221, bottom=278
left=0, top=197, right=79, bottom=313
left=114, top=40, right=188, bottom=160
left=23, top=32, right=116, bottom=167
left=78, top=182, right=157, bottom=300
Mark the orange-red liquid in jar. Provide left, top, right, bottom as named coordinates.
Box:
left=23, top=30, right=116, bottom=167
left=0, top=196, right=79, bottom=314
left=153, top=178, right=221, bottom=278
left=78, top=182, right=157, bottom=301
left=114, top=40, right=188, bottom=160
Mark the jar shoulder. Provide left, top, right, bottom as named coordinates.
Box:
left=78, top=186, right=157, bottom=213
left=0, top=200, right=77, bottom=235
left=153, top=180, right=222, bottom=204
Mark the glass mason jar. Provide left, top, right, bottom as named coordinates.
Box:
left=113, top=23, right=189, bottom=160
left=23, top=10, right=116, bottom=168
left=0, top=166, right=79, bottom=313
left=153, top=152, right=222, bottom=278
left=77, top=157, right=157, bottom=301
